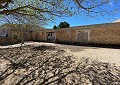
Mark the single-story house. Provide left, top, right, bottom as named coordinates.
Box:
left=0, top=22, right=120, bottom=45
left=0, top=24, right=46, bottom=44
left=31, top=22, right=120, bottom=45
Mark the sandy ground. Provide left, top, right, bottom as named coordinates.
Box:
left=59, top=44, right=120, bottom=66
left=0, top=42, right=120, bottom=66
left=0, top=42, right=59, bottom=48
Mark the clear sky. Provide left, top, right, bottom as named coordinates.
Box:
left=45, top=0, right=120, bottom=29
left=0, top=0, right=120, bottom=29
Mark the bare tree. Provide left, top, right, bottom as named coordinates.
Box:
left=0, top=0, right=119, bottom=25
left=3, top=15, right=30, bottom=45
left=0, top=0, right=72, bottom=25
left=0, top=0, right=117, bottom=14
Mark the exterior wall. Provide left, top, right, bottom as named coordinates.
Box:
left=31, top=31, right=46, bottom=41
left=70, top=30, right=77, bottom=42
left=53, top=23, right=120, bottom=44
left=71, top=22, right=120, bottom=30
left=9, top=30, right=46, bottom=43
left=10, top=31, right=23, bottom=43
left=23, top=32, right=31, bottom=41
left=90, top=28, right=120, bottom=44
left=51, top=28, right=76, bottom=43
left=0, top=37, right=12, bottom=44
left=55, top=29, right=70, bottom=42
left=0, top=25, right=11, bottom=37
left=76, top=30, right=91, bottom=43
left=0, top=22, right=120, bottom=45
left=54, top=29, right=90, bottom=43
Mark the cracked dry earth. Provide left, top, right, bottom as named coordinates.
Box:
left=0, top=42, right=120, bottom=85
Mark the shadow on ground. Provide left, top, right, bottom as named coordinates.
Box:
left=55, top=42, right=120, bottom=49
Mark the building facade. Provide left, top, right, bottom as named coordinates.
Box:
left=1, top=22, right=120, bottom=45
left=29, top=22, right=120, bottom=45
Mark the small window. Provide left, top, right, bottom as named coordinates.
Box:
left=14, top=35, right=17, bottom=39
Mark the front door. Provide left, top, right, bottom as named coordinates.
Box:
left=47, top=32, right=55, bottom=42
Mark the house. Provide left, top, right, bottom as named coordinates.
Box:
left=31, top=22, right=120, bottom=45
left=0, top=24, right=46, bottom=44
left=0, top=22, right=120, bottom=45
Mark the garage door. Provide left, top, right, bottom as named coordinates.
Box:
left=77, top=32, right=89, bottom=43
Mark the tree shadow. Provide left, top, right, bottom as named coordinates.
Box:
left=55, top=42, right=120, bottom=49
left=0, top=45, right=119, bottom=85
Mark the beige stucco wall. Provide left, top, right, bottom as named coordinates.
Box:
left=90, top=28, right=120, bottom=44
left=31, top=31, right=46, bottom=41
left=10, top=30, right=46, bottom=43
left=71, top=22, right=120, bottom=30
left=10, top=30, right=23, bottom=43
left=23, top=32, right=31, bottom=41
left=1, top=22, right=120, bottom=45
left=53, top=28, right=77, bottom=43
left=0, top=37, right=12, bottom=44
left=70, top=30, right=77, bottom=42
left=43, top=28, right=78, bottom=43
left=52, top=22, right=120, bottom=44
left=56, top=29, right=70, bottom=42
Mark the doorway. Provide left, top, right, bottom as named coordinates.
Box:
left=46, top=32, right=55, bottom=42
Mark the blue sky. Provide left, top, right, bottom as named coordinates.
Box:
left=46, top=0, right=120, bottom=29
left=0, top=0, right=120, bottom=28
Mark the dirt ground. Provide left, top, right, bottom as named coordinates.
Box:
left=0, top=42, right=120, bottom=66
left=0, top=42, right=120, bottom=85
left=59, top=44, right=120, bottom=66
